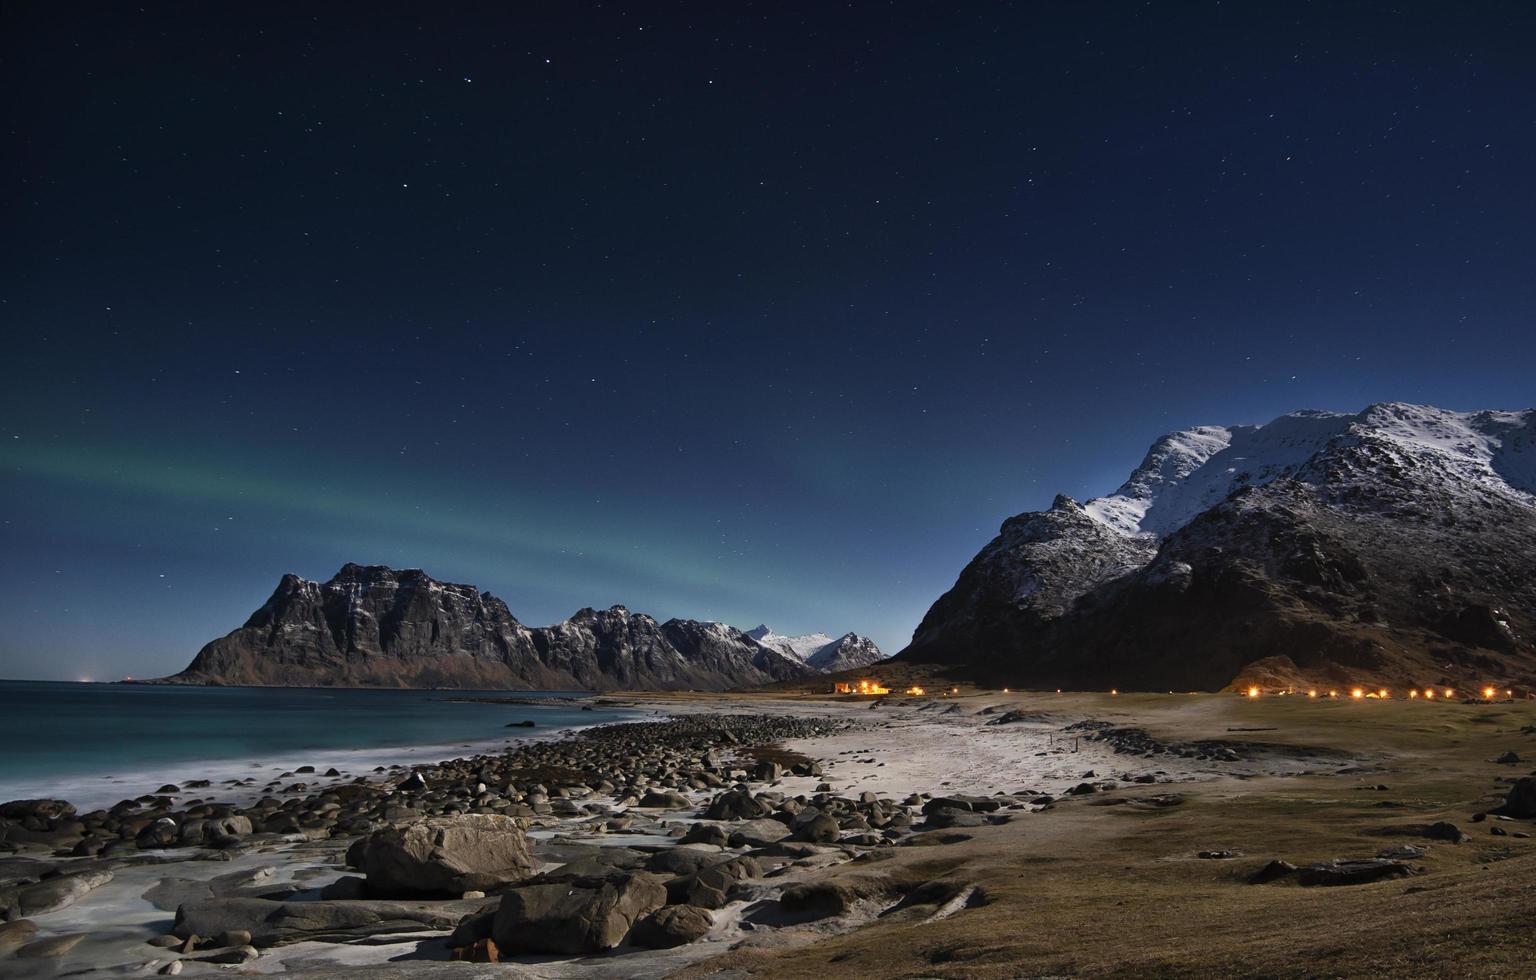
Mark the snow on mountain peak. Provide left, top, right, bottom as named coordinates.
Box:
left=1081, top=403, right=1536, bottom=540
left=746, top=625, right=834, bottom=661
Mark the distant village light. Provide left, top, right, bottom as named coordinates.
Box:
left=1247, top=686, right=1260, bottom=699
left=1351, top=688, right=1365, bottom=699
left=1424, top=688, right=1435, bottom=699
left=1483, top=686, right=1496, bottom=699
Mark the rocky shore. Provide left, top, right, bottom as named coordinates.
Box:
left=1, top=709, right=929, bottom=976
left=6, top=694, right=1525, bottom=978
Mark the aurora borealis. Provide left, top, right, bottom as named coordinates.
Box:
left=4, top=3, right=1536, bottom=680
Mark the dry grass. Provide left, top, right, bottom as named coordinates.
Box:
left=668, top=690, right=1536, bottom=978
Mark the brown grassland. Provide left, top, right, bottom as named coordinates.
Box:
left=653, top=687, right=1535, bottom=979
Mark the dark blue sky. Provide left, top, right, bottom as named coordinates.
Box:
left=3, top=2, right=1534, bottom=680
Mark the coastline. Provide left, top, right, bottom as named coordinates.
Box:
left=2, top=689, right=1531, bottom=978
left=0, top=709, right=660, bottom=814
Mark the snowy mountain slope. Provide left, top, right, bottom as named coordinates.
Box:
left=745, top=625, right=886, bottom=673
left=745, top=625, right=835, bottom=661
left=903, top=402, right=1536, bottom=691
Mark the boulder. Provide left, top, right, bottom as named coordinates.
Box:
left=492, top=871, right=666, bottom=954
left=348, top=814, right=534, bottom=895
left=173, top=898, right=463, bottom=947
left=665, top=856, right=760, bottom=909
left=1247, top=860, right=1298, bottom=884
left=0, top=800, right=75, bottom=823
left=1418, top=821, right=1468, bottom=843
left=644, top=846, right=722, bottom=877
left=1494, top=776, right=1536, bottom=818
left=704, top=789, right=772, bottom=821
left=1297, top=859, right=1416, bottom=887
left=637, top=790, right=691, bottom=809
left=14, top=932, right=87, bottom=959
left=728, top=818, right=791, bottom=848
left=631, top=904, right=713, bottom=948
left=0, top=918, right=40, bottom=954
left=6, top=870, right=114, bottom=917
left=137, top=817, right=179, bottom=849
left=680, top=823, right=729, bottom=847
left=778, top=880, right=863, bottom=918
left=791, top=812, right=841, bottom=843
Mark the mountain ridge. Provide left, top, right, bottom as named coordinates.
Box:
left=899, top=402, right=1536, bottom=692
left=161, top=563, right=878, bottom=691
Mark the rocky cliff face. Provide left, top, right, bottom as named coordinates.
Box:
left=902, top=403, right=1536, bottom=692
left=170, top=563, right=834, bottom=691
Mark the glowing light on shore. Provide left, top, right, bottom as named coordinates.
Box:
left=1351, top=688, right=1365, bottom=700
left=905, top=685, right=925, bottom=696
left=1247, top=686, right=1260, bottom=699
left=1307, top=689, right=1317, bottom=698
left=1424, top=688, right=1435, bottom=699
left=1111, top=689, right=1118, bottom=696
left=1444, top=688, right=1454, bottom=699
left=1483, top=686, right=1496, bottom=699
left=1408, top=689, right=1418, bottom=699
left=1328, top=690, right=1338, bottom=698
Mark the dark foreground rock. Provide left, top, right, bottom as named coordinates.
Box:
left=346, top=814, right=534, bottom=896
left=1, top=869, right=113, bottom=918
left=631, top=904, right=714, bottom=948
left=1297, top=859, right=1417, bottom=887
left=492, top=871, right=666, bottom=953
left=1494, top=776, right=1536, bottom=818
left=173, top=898, right=472, bottom=947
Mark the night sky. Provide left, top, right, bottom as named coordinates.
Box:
left=3, top=3, right=1534, bottom=681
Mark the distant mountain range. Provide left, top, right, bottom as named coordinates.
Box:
left=159, top=564, right=884, bottom=690
left=744, top=625, right=886, bottom=673
left=899, top=403, right=1536, bottom=692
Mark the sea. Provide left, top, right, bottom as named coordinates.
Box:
left=0, top=680, right=653, bottom=810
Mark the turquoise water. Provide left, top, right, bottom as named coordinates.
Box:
left=0, top=680, right=649, bottom=809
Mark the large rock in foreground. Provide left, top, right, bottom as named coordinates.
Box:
left=347, top=814, right=535, bottom=896
left=173, top=898, right=469, bottom=947
left=492, top=872, right=666, bottom=954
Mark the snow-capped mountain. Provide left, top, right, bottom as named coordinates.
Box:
left=160, top=564, right=821, bottom=691
left=745, top=625, right=887, bottom=674
left=903, top=403, right=1536, bottom=692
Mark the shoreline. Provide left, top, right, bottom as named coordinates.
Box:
left=4, top=689, right=1528, bottom=978
left=0, top=689, right=656, bottom=813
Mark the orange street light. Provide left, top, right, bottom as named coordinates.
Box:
left=1247, top=686, right=1260, bottom=699
left=1351, top=688, right=1365, bottom=699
